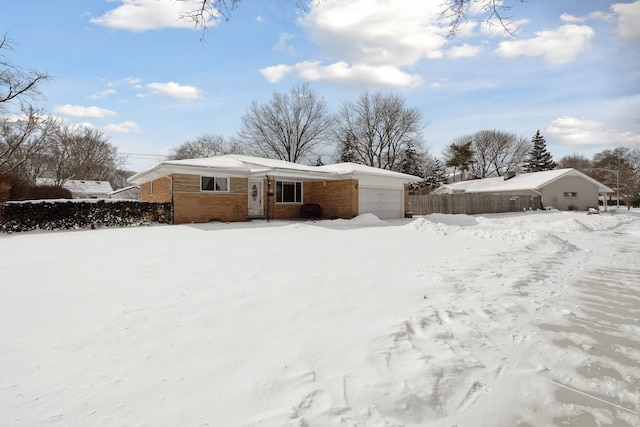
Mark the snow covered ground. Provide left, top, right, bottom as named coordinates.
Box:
left=1, top=209, right=639, bottom=426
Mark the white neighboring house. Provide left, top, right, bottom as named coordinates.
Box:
left=433, top=168, right=614, bottom=211
left=36, top=178, right=114, bottom=199
left=108, top=185, right=140, bottom=200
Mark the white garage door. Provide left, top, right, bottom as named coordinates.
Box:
left=358, top=187, right=404, bottom=219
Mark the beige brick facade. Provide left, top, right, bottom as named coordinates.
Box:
left=139, top=175, right=397, bottom=224
left=140, top=177, right=172, bottom=203
left=304, top=180, right=359, bottom=219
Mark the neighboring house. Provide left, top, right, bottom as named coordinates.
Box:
left=108, top=185, right=140, bottom=200
left=36, top=178, right=114, bottom=199
left=432, top=168, right=613, bottom=211
left=127, top=154, right=421, bottom=224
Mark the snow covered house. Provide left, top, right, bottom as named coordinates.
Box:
left=127, top=155, right=421, bottom=224
left=432, top=168, right=613, bottom=211
left=36, top=178, right=114, bottom=199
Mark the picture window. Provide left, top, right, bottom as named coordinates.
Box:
left=276, top=181, right=302, bottom=203
left=201, top=176, right=229, bottom=192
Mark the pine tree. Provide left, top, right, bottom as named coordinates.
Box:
left=399, top=142, right=423, bottom=177
left=424, top=158, right=448, bottom=188
left=338, top=133, right=357, bottom=163
left=524, top=130, right=557, bottom=172
left=445, top=141, right=474, bottom=181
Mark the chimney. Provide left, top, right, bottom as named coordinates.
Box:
left=503, top=171, right=516, bottom=180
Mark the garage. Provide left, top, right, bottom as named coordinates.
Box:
left=358, top=187, right=405, bottom=219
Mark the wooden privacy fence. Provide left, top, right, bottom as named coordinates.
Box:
left=408, top=193, right=543, bottom=215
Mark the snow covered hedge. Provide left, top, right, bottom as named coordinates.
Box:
left=0, top=199, right=172, bottom=232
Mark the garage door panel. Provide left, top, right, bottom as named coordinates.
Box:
left=358, top=187, right=403, bottom=219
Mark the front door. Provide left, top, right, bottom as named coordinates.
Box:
left=248, top=180, right=263, bottom=217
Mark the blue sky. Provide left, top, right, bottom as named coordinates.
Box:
left=2, top=0, right=639, bottom=172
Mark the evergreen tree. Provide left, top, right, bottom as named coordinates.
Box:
left=424, top=158, right=448, bottom=189
left=337, top=133, right=357, bottom=163
left=444, top=141, right=474, bottom=181
left=399, top=142, right=423, bottom=177
left=524, top=130, right=556, bottom=172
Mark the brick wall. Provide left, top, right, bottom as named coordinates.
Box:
left=173, top=193, right=248, bottom=223
left=304, top=179, right=359, bottom=219
left=140, top=177, right=172, bottom=203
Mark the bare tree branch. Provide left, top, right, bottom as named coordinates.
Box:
left=0, top=33, right=52, bottom=112
left=177, top=1, right=522, bottom=37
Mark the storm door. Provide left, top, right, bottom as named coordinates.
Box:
left=248, top=180, right=263, bottom=217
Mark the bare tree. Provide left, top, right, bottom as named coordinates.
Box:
left=177, top=1, right=522, bottom=36
left=45, top=124, right=126, bottom=186
left=557, top=153, right=592, bottom=170
left=238, top=82, right=332, bottom=163
left=460, top=129, right=530, bottom=178
left=1, top=35, right=53, bottom=178
left=334, top=91, right=425, bottom=171
left=168, top=134, right=245, bottom=160
left=591, top=147, right=640, bottom=209
left=0, top=106, right=57, bottom=178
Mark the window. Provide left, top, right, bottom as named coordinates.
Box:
left=563, top=192, right=577, bottom=198
left=276, top=181, right=302, bottom=203
left=201, top=176, right=229, bottom=192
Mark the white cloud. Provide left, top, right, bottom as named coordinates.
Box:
left=147, top=82, right=201, bottom=100
left=90, top=0, right=218, bottom=31
left=546, top=116, right=640, bottom=148
left=495, top=24, right=594, bottom=65
left=446, top=43, right=484, bottom=59
left=89, top=89, right=117, bottom=100
left=612, top=0, right=640, bottom=39
left=559, top=13, right=584, bottom=23
left=298, top=61, right=421, bottom=88
left=299, top=0, right=447, bottom=67
left=259, top=65, right=294, bottom=83
left=273, top=33, right=296, bottom=55
left=260, top=61, right=421, bottom=88
left=103, top=121, right=141, bottom=134
left=560, top=11, right=614, bottom=23
left=263, top=0, right=448, bottom=87
left=54, top=105, right=117, bottom=119
left=108, top=77, right=142, bottom=87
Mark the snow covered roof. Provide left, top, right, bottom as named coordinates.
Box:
left=128, top=155, right=422, bottom=185
left=434, top=169, right=613, bottom=194
left=36, top=178, right=114, bottom=195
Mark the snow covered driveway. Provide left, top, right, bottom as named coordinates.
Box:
left=1, top=210, right=639, bottom=426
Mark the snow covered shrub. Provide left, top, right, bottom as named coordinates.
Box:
left=0, top=200, right=171, bottom=232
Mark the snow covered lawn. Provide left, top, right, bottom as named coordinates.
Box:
left=1, top=210, right=639, bottom=426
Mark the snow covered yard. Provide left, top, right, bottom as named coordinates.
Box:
left=1, top=210, right=639, bottom=426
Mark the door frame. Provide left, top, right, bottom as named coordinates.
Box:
left=248, top=179, right=264, bottom=217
